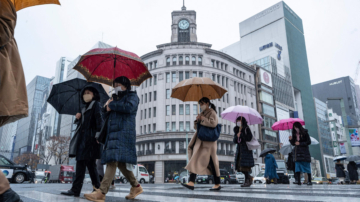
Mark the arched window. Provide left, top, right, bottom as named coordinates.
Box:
left=198, top=57, right=202, bottom=66
left=172, top=57, right=177, bottom=65
left=166, top=57, right=170, bottom=66
left=185, top=56, right=190, bottom=65
left=179, top=56, right=183, bottom=65
left=192, top=56, right=196, bottom=65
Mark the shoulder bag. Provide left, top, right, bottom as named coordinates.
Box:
left=197, top=122, right=222, bottom=142
left=245, top=127, right=260, bottom=150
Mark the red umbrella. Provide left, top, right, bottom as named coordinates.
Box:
left=73, top=47, right=152, bottom=86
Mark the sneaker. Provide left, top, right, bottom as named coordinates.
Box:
left=84, top=189, right=105, bottom=202
left=125, top=185, right=143, bottom=200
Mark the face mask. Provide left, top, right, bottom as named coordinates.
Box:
left=115, top=86, right=124, bottom=94
left=200, top=105, right=207, bottom=111
left=83, top=94, right=93, bottom=103
left=237, top=122, right=241, bottom=127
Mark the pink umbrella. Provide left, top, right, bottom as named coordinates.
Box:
left=271, top=118, right=305, bottom=131
left=221, top=105, right=263, bottom=125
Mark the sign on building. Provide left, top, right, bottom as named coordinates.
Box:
left=348, top=128, right=360, bottom=147
left=339, top=143, right=346, bottom=154
left=259, top=69, right=273, bottom=88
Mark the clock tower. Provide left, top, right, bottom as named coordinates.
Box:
left=171, top=3, right=197, bottom=43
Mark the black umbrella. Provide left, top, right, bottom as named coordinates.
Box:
left=47, top=78, right=109, bottom=115
left=259, top=148, right=276, bottom=157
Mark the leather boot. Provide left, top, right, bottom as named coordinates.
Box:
left=266, top=179, right=271, bottom=184
left=274, top=178, right=278, bottom=184
left=241, top=179, right=251, bottom=187
left=297, top=173, right=301, bottom=185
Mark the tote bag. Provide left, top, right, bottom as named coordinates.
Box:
left=245, top=127, right=260, bottom=150
left=197, top=122, right=222, bottom=142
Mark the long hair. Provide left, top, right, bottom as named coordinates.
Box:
left=198, top=97, right=216, bottom=113
left=82, top=87, right=100, bottom=103
left=292, top=122, right=306, bottom=138
left=235, top=116, right=248, bottom=133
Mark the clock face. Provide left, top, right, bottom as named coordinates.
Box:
left=178, top=20, right=189, bottom=30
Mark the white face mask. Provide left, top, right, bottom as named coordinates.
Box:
left=115, top=86, right=124, bottom=94
left=200, top=105, right=207, bottom=111
left=237, top=122, right=241, bottom=127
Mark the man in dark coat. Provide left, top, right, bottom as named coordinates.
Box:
left=85, top=76, right=142, bottom=202
left=335, top=160, right=346, bottom=180
left=61, top=87, right=104, bottom=197
left=347, top=161, right=359, bottom=184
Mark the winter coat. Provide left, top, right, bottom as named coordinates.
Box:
left=233, top=125, right=255, bottom=169
left=289, top=129, right=311, bottom=162
left=287, top=152, right=296, bottom=171
left=347, top=161, right=359, bottom=181
left=265, top=153, right=279, bottom=179
left=335, top=163, right=346, bottom=178
left=0, top=171, right=10, bottom=194
left=185, top=108, right=220, bottom=177
left=69, top=101, right=104, bottom=161
left=101, top=91, right=139, bottom=165
left=0, top=0, right=28, bottom=127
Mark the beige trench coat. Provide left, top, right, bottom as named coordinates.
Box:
left=185, top=108, right=220, bottom=177
left=0, top=171, right=10, bottom=194
left=0, top=0, right=28, bottom=127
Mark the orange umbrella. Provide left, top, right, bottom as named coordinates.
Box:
left=10, top=0, right=60, bottom=11
left=171, top=77, right=227, bottom=102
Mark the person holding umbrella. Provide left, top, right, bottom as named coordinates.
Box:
left=181, top=97, right=222, bottom=191
left=61, top=86, right=104, bottom=197
left=289, top=122, right=312, bottom=186
left=233, top=116, right=255, bottom=187
left=84, top=76, right=142, bottom=201
left=347, top=161, right=359, bottom=184
left=264, top=152, right=279, bottom=184
left=335, top=160, right=346, bottom=182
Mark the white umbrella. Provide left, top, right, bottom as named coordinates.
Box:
left=333, top=156, right=347, bottom=162
left=310, top=137, right=319, bottom=145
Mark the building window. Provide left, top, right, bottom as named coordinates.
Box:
left=154, top=91, right=157, bottom=101
left=179, top=122, right=184, bottom=131
left=262, top=104, right=275, bottom=117
left=153, top=124, right=156, bottom=132
left=179, top=71, right=184, bottom=82
left=249, top=75, right=252, bottom=83
left=166, top=122, right=170, bottom=132
left=193, top=104, right=198, bottom=115
left=224, top=124, right=226, bottom=133
left=222, top=76, right=225, bottom=87
left=212, top=74, right=216, bottom=81
left=227, top=94, right=229, bottom=103
left=154, top=61, right=157, bottom=68
left=149, top=108, right=151, bottom=118
left=149, top=63, right=153, bottom=70
left=149, top=78, right=152, bottom=86
left=193, top=71, right=197, bottom=78
left=262, top=116, right=276, bottom=128
left=260, top=91, right=274, bottom=105
left=166, top=105, right=170, bottom=116
left=144, top=109, right=147, bottom=119
left=172, top=72, right=176, bottom=82
left=145, top=93, right=147, bottom=103
left=148, top=124, right=151, bottom=133
left=235, top=97, right=237, bottom=105
left=140, top=110, right=143, bottom=120
left=185, top=71, right=190, bottom=79
left=149, top=92, right=152, bottom=102
left=244, top=86, right=247, bottom=95
left=166, top=89, right=170, bottom=99
left=172, top=57, right=177, bottom=65
left=153, top=107, right=156, bottom=117
left=172, top=122, right=176, bottom=131
left=199, top=72, right=203, bottom=77
left=228, top=126, right=230, bottom=134
left=192, top=56, right=196, bottom=65
left=154, top=75, right=157, bottom=85
left=172, top=105, right=176, bottom=115
left=251, top=102, right=254, bottom=108
left=218, top=107, right=221, bottom=117
left=185, top=56, right=190, bottom=65
left=185, top=104, right=190, bottom=115
left=145, top=80, right=147, bottom=88
left=217, top=75, right=220, bottom=84
left=211, top=60, right=215, bottom=67
left=141, top=95, right=143, bottom=104
left=179, top=56, right=183, bottom=65
left=166, top=57, right=170, bottom=66
left=179, top=104, right=184, bottom=115
left=166, top=73, right=170, bottom=83
left=223, top=95, right=225, bottom=102
left=226, top=78, right=228, bottom=88
left=140, top=126, right=142, bottom=134
left=186, top=121, right=190, bottom=131
left=198, top=57, right=202, bottom=65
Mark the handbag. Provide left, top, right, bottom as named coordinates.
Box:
left=197, top=122, right=222, bottom=142
left=244, top=127, right=260, bottom=150
left=96, top=115, right=109, bottom=144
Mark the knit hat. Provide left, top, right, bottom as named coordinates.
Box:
left=113, top=76, right=131, bottom=90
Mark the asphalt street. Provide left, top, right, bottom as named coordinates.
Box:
left=9, top=183, right=360, bottom=202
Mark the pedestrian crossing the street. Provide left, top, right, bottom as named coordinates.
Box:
left=13, top=184, right=360, bottom=202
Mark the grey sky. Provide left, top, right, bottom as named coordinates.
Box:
left=14, top=0, right=360, bottom=85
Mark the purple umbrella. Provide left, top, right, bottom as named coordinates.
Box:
left=221, top=105, right=263, bottom=125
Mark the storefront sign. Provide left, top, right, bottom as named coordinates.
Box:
left=329, top=80, right=342, bottom=86
left=259, top=42, right=273, bottom=51
left=349, top=128, right=360, bottom=147
left=259, top=69, right=273, bottom=88
left=339, top=143, right=346, bottom=154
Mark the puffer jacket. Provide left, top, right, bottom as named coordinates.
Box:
left=289, top=129, right=311, bottom=162
left=233, top=126, right=255, bottom=169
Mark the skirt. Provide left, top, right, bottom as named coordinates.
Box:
left=295, top=161, right=311, bottom=173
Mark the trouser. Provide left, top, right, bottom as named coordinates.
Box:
left=0, top=171, right=10, bottom=195
left=100, top=162, right=138, bottom=194
left=189, top=157, right=220, bottom=185
left=243, top=171, right=251, bottom=181
left=71, top=159, right=100, bottom=194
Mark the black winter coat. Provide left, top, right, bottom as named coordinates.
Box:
left=347, top=162, right=359, bottom=181
left=289, top=129, right=311, bottom=162
left=335, top=163, right=346, bottom=178
left=233, top=126, right=255, bottom=169
left=69, top=101, right=104, bottom=161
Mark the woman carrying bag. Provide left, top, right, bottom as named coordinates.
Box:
left=181, top=97, right=222, bottom=191
left=233, top=116, right=255, bottom=187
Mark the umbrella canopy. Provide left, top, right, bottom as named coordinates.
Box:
left=346, top=155, right=360, bottom=162
left=279, top=144, right=294, bottom=155
left=333, top=156, right=347, bottom=162
left=310, top=137, right=319, bottom=145
left=259, top=148, right=276, bottom=157
left=47, top=79, right=109, bottom=115
left=11, top=0, right=60, bottom=11
left=171, top=77, right=227, bottom=102
left=271, top=118, right=305, bottom=131
left=221, top=105, right=262, bottom=125
left=73, top=47, right=152, bottom=86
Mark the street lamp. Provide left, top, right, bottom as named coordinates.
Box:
left=327, top=98, right=353, bottom=155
